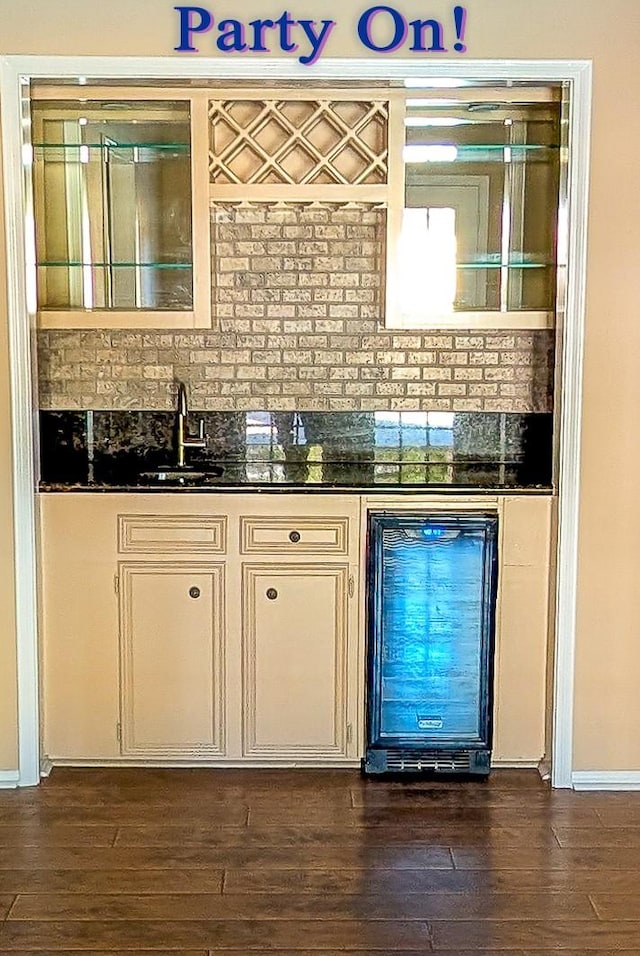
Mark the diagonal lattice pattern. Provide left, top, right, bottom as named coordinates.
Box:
left=208, top=99, right=388, bottom=186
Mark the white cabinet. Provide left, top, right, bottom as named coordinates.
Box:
left=39, top=492, right=552, bottom=767
left=241, top=563, right=354, bottom=760
left=118, top=562, right=225, bottom=756
left=39, top=494, right=361, bottom=765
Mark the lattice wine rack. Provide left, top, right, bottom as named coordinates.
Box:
left=208, top=95, right=391, bottom=199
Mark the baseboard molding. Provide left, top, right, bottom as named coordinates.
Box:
left=48, top=758, right=362, bottom=770
left=491, top=760, right=542, bottom=769
left=572, top=771, right=640, bottom=791
left=0, top=770, right=20, bottom=788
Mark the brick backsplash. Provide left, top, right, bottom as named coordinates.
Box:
left=37, top=203, right=554, bottom=413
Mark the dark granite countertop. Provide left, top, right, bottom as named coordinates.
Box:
left=39, top=409, right=554, bottom=492
left=39, top=481, right=553, bottom=494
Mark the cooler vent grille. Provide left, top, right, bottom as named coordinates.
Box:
left=384, top=749, right=471, bottom=773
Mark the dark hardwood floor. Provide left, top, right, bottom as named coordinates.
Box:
left=1, top=768, right=640, bottom=952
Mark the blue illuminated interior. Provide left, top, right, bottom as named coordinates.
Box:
left=378, top=525, right=486, bottom=740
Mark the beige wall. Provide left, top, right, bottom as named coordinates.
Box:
left=1, top=0, right=639, bottom=774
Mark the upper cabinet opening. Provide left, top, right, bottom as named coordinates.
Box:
left=28, top=82, right=564, bottom=332
left=386, top=86, right=562, bottom=330
left=31, top=96, right=200, bottom=327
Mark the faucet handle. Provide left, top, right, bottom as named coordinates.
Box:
left=198, top=418, right=205, bottom=440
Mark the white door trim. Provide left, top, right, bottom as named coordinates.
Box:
left=1, top=59, right=41, bottom=788
left=0, top=55, right=591, bottom=788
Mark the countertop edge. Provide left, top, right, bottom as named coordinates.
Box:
left=37, top=483, right=555, bottom=496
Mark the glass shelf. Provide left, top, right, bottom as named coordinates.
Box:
left=38, top=260, right=551, bottom=273
left=456, top=260, right=553, bottom=270
left=404, top=144, right=558, bottom=165
left=37, top=261, right=193, bottom=269
left=33, top=143, right=190, bottom=152
left=408, top=143, right=559, bottom=151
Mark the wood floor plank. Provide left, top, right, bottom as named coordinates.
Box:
left=595, top=807, right=640, bottom=827
left=222, top=866, right=640, bottom=896
left=0, top=803, right=595, bottom=828
left=247, top=806, right=598, bottom=828
left=0, top=870, right=223, bottom=895
left=0, top=918, right=432, bottom=950
left=554, top=827, right=640, bottom=848
left=451, top=845, right=640, bottom=870
left=590, top=894, right=640, bottom=920
left=114, top=824, right=558, bottom=849
left=32, top=768, right=356, bottom=791
left=6, top=891, right=595, bottom=922
left=431, top=919, right=640, bottom=950
left=350, top=787, right=599, bottom=812
left=0, top=826, right=117, bottom=847
left=356, top=770, right=542, bottom=792
left=0, top=895, right=15, bottom=919
left=0, top=806, right=249, bottom=827
left=0, top=845, right=454, bottom=871
left=0, top=793, right=249, bottom=822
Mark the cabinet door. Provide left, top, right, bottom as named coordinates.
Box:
left=242, top=563, right=353, bottom=760
left=119, top=563, right=225, bottom=756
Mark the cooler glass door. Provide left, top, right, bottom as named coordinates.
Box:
left=366, top=512, right=498, bottom=752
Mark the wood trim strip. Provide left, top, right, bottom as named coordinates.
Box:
left=209, top=184, right=388, bottom=204
left=37, top=310, right=203, bottom=330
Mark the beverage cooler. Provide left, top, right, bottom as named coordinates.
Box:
left=363, top=512, right=499, bottom=777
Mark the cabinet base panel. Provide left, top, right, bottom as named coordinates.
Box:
left=45, top=757, right=362, bottom=769
left=44, top=756, right=541, bottom=772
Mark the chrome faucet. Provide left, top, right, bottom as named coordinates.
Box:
left=175, top=381, right=207, bottom=468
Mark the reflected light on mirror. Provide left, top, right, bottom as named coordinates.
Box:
left=405, top=117, right=469, bottom=128
left=403, top=144, right=458, bottom=163
left=24, top=210, right=38, bottom=314
left=398, top=207, right=457, bottom=316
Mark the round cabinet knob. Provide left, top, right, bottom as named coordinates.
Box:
left=266, top=588, right=278, bottom=600
left=189, top=586, right=201, bottom=599
left=289, top=530, right=301, bottom=543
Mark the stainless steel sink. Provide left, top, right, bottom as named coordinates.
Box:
left=139, top=466, right=224, bottom=486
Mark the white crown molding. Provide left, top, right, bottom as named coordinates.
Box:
left=0, top=54, right=593, bottom=82
left=0, top=770, right=20, bottom=789
left=573, top=772, right=640, bottom=792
